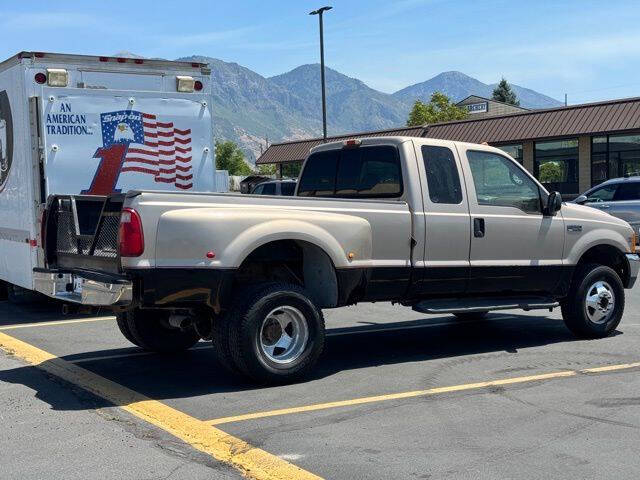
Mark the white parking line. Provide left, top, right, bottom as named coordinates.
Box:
left=0, top=317, right=114, bottom=330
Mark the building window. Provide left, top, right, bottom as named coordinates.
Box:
left=591, top=136, right=608, bottom=186
left=496, top=144, right=523, bottom=164
left=591, top=134, right=640, bottom=186
left=534, top=139, right=579, bottom=195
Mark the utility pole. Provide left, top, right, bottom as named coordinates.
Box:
left=310, top=6, right=332, bottom=141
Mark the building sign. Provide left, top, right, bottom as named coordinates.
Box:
left=465, top=102, right=488, bottom=114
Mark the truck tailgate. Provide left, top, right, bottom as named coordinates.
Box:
left=43, top=194, right=124, bottom=273
left=34, top=194, right=133, bottom=306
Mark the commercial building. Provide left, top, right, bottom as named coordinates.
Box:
left=256, top=96, right=640, bottom=197
left=456, top=95, right=529, bottom=118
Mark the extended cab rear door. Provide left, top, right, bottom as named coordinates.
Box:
left=458, top=145, right=565, bottom=295
left=414, top=141, right=471, bottom=295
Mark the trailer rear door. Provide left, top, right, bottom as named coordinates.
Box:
left=40, top=88, right=214, bottom=196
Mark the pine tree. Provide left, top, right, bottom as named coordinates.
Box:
left=492, top=78, right=520, bottom=106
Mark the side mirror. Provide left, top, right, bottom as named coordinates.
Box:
left=574, top=194, right=588, bottom=205
left=544, top=191, right=562, bottom=216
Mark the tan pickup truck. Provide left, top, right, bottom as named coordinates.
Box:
left=35, top=137, right=639, bottom=383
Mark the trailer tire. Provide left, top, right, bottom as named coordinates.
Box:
left=120, top=309, right=200, bottom=353
left=227, top=282, right=325, bottom=384
left=561, top=264, right=624, bottom=338
left=7, top=284, right=41, bottom=304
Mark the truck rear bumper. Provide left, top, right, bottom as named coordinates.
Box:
left=626, top=254, right=640, bottom=289
left=33, top=268, right=132, bottom=306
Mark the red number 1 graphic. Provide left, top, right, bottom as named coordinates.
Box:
left=82, top=144, right=128, bottom=195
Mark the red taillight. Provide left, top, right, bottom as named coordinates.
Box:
left=34, top=72, right=46, bottom=84
left=194, top=80, right=203, bottom=91
left=134, top=59, right=144, bottom=64
left=99, top=56, right=109, bottom=62
left=117, top=57, right=126, bottom=63
left=119, top=208, right=144, bottom=257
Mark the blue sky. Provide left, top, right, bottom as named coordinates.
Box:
left=1, top=0, right=639, bottom=103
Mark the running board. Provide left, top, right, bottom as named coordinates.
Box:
left=412, top=297, right=559, bottom=314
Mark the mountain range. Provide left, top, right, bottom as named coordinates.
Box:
left=165, top=54, right=562, bottom=162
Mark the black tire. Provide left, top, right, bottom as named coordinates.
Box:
left=116, top=312, right=142, bottom=347
left=120, top=309, right=200, bottom=353
left=211, top=311, right=241, bottom=375
left=7, top=284, right=41, bottom=304
left=453, top=311, right=489, bottom=321
left=227, top=282, right=325, bottom=384
left=561, top=264, right=624, bottom=339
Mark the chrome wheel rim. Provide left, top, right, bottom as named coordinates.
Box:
left=584, top=280, right=616, bottom=324
left=259, top=306, right=309, bottom=364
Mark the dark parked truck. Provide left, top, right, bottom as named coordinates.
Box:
left=35, top=137, right=639, bottom=383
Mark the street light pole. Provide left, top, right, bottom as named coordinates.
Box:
left=310, top=6, right=332, bottom=141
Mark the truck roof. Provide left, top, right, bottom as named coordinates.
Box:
left=309, top=136, right=506, bottom=156
left=0, top=51, right=210, bottom=74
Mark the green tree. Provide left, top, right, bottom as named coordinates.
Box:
left=492, top=77, right=520, bottom=106
left=215, top=141, right=252, bottom=176
left=406, top=92, right=468, bottom=126
left=281, top=162, right=302, bottom=179
left=257, top=163, right=276, bottom=176
left=539, top=161, right=563, bottom=183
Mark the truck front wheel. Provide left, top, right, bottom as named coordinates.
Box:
left=117, top=309, right=200, bottom=353
left=561, top=264, right=625, bottom=338
left=226, top=283, right=325, bottom=384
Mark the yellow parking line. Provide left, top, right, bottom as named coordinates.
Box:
left=581, top=362, right=640, bottom=373
left=0, top=317, right=114, bottom=330
left=0, top=332, right=321, bottom=480
left=206, top=362, right=640, bottom=426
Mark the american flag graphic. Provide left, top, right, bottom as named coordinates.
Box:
left=100, top=110, right=193, bottom=189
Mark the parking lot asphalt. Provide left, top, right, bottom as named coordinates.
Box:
left=1, top=292, right=640, bottom=479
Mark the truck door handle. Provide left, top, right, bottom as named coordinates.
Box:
left=599, top=205, right=610, bottom=209
left=473, top=218, right=485, bottom=238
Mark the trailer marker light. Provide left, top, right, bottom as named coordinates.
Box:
left=99, top=56, right=109, bottom=62
left=46, top=68, right=68, bottom=87
left=206, top=251, right=216, bottom=259
left=117, top=58, right=127, bottom=63
left=194, top=80, right=203, bottom=91
left=34, top=72, right=47, bottom=84
left=134, top=59, right=144, bottom=64
left=119, top=208, right=145, bottom=257
left=176, top=75, right=195, bottom=93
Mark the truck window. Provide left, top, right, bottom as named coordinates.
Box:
left=252, top=184, right=264, bottom=194
left=298, top=146, right=402, bottom=198
left=613, top=182, right=640, bottom=201
left=586, top=184, right=617, bottom=202
left=280, top=182, right=296, bottom=196
left=422, top=145, right=462, bottom=204
left=467, top=150, right=541, bottom=213
left=298, top=151, right=338, bottom=197
left=262, top=183, right=276, bottom=195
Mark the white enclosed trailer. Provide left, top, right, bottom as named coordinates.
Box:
left=0, top=51, right=218, bottom=297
